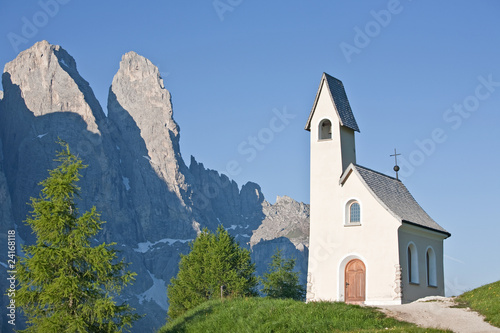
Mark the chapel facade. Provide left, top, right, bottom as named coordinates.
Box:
left=306, top=73, right=450, bottom=305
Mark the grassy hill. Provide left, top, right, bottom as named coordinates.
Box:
left=455, top=280, right=500, bottom=328
left=158, top=297, right=448, bottom=333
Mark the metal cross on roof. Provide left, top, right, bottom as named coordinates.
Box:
left=390, top=148, right=401, bottom=180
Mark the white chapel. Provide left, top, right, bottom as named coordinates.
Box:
left=305, top=73, right=451, bottom=305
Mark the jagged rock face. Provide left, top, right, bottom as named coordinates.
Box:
left=107, top=51, right=196, bottom=241
left=109, top=51, right=188, bottom=202
left=189, top=156, right=266, bottom=233
left=0, top=41, right=122, bottom=246
left=251, top=195, right=310, bottom=250
left=0, top=41, right=310, bottom=332
left=250, top=196, right=310, bottom=286
left=2, top=40, right=103, bottom=133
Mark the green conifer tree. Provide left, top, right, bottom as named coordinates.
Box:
left=167, top=226, right=257, bottom=319
left=16, top=140, right=140, bottom=332
left=260, top=249, right=306, bottom=301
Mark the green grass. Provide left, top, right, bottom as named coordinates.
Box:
left=158, top=297, right=448, bottom=333
left=454, top=280, right=500, bottom=328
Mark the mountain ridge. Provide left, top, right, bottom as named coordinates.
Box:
left=0, top=40, right=309, bottom=332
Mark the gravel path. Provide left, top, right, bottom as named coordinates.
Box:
left=377, top=296, right=500, bottom=333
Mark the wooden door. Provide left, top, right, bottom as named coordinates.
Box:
left=345, top=259, right=366, bottom=304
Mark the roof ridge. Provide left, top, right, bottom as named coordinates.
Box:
left=353, top=164, right=450, bottom=237
left=305, top=73, right=360, bottom=132
left=323, top=73, right=360, bottom=132
left=353, top=164, right=401, bottom=182
left=323, top=72, right=341, bottom=82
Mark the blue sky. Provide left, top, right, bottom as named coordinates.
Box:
left=1, top=1, right=499, bottom=295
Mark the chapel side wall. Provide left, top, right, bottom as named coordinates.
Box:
left=338, top=173, right=402, bottom=305
left=398, top=226, right=445, bottom=302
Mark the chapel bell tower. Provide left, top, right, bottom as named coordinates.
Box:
left=305, top=73, right=359, bottom=185
left=305, top=73, right=360, bottom=301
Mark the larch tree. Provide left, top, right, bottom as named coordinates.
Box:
left=16, top=140, right=140, bottom=332
left=260, top=249, right=306, bottom=301
left=167, top=225, right=257, bottom=319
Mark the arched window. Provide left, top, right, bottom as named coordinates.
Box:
left=407, top=243, right=419, bottom=284
left=349, top=202, right=360, bottom=223
left=319, top=119, right=332, bottom=140
left=426, top=247, right=437, bottom=287
left=345, top=200, right=361, bottom=225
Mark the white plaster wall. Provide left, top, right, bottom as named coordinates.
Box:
left=335, top=171, right=402, bottom=304
left=398, top=224, right=446, bottom=302
left=308, top=167, right=403, bottom=304
left=307, top=79, right=345, bottom=302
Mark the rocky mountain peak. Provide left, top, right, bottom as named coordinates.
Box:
left=108, top=50, right=189, bottom=203
left=275, top=195, right=295, bottom=204
left=111, top=51, right=178, bottom=135
left=250, top=195, right=310, bottom=250
left=2, top=40, right=103, bottom=134
left=119, top=52, right=167, bottom=89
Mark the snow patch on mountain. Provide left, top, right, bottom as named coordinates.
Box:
left=134, top=238, right=192, bottom=253
left=137, top=271, right=168, bottom=310
left=122, top=176, right=130, bottom=191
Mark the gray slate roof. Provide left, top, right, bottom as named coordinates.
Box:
left=305, top=73, right=360, bottom=132
left=353, top=164, right=450, bottom=237
left=324, top=74, right=359, bottom=132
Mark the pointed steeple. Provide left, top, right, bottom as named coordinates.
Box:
left=305, top=73, right=359, bottom=132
